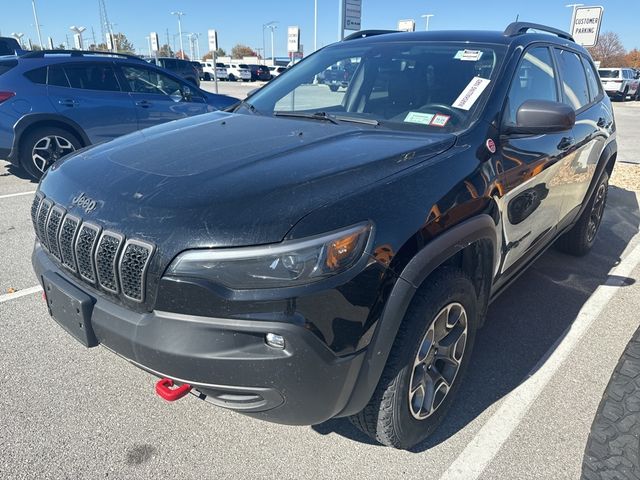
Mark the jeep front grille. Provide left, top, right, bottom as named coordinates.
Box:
left=31, top=193, right=155, bottom=303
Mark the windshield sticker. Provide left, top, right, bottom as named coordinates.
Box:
left=454, top=49, right=484, bottom=61
left=404, top=112, right=435, bottom=125
left=430, top=114, right=451, bottom=127
left=452, top=77, right=491, bottom=111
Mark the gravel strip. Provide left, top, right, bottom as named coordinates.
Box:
left=611, top=162, right=640, bottom=192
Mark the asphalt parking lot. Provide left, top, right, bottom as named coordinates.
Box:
left=1, top=102, right=640, bottom=479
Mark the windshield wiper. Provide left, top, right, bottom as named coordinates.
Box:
left=273, top=111, right=339, bottom=124
left=332, top=114, right=380, bottom=126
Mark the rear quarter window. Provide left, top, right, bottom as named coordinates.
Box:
left=0, top=60, right=18, bottom=76
left=24, top=66, right=47, bottom=84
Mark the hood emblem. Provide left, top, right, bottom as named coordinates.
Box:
left=72, top=192, right=98, bottom=214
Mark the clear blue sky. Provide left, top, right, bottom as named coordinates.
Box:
left=1, top=0, right=638, bottom=57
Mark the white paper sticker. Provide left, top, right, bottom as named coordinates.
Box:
left=404, top=112, right=435, bottom=125
left=454, top=49, right=484, bottom=61
left=430, top=114, right=451, bottom=127
left=452, top=77, right=491, bottom=111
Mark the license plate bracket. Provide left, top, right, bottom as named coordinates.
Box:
left=42, top=271, right=98, bottom=347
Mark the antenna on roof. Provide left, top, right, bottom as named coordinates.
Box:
left=515, top=14, right=520, bottom=22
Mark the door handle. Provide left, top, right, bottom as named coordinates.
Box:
left=135, top=100, right=152, bottom=108
left=58, top=99, right=79, bottom=107
left=557, top=137, right=575, bottom=151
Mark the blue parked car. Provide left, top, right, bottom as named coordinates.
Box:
left=0, top=50, right=238, bottom=179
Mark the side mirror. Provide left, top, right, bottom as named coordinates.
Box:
left=506, top=100, right=575, bottom=135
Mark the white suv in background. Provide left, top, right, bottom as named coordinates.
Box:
left=201, top=61, right=228, bottom=81
left=226, top=63, right=252, bottom=82
left=598, top=67, right=640, bottom=101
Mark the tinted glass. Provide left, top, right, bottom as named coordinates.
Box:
left=63, top=63, right=121, bottom=91
left=121, top=65, right=184, bottom=96
left=24, top=66, right=47, bottom=84
left=163, top=59, right=177, bottom=69
left=505, top=47, right=557, bottom=125
left=248, top=42, right=505, bottom=132
left=598, top=69, right=620, bottom=78
left=0, top=60, right=18, bottom=76
left=582, top=58, right=602, bottom=101
left=48, top=66, right=70, bottom=87
left=555, top=49, right=590, bottom=110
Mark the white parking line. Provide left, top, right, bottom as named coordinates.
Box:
left=0, top=285, right=43, bottom=304
left=440, top=239, right=640, bottom=480
left=0, top=190, right=36, bottom=200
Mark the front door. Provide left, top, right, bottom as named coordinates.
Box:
left=497, top=46, right=574, bottom=274
left=118, top=64, right=208, bottom=130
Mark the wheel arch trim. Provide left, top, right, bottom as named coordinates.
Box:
left=338, top=214, right=498, bottom=417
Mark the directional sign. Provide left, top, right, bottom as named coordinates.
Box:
left=572, top=6, right=604, bottom=47
left=343, top=0, right=362, bottom=31
left=208, top=29, right=218, bottom=52
left=150, top=32, right=159, bottom=52
left=288, top=26, right=300, bottom=53
left=398, top=19, right=415, bottom=32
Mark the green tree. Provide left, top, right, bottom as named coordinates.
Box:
left=112, top=32, right=134, bottom=54
left=158, top=44, right=173, bottom=57
left=202, top=48, right=227, bottom=61
left=231, top=44, right=255, bottom=59
left=215, top=47, right=226, bottom=57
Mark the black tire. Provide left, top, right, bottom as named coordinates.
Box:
left=228, top=74, right=235, bottom=82
left=556, top=171, right=609, bottom=256
left=329, top=85, right=339, bottom=92
left=621, top=88, right=628, bottom=102
left=19, top=126, right=82, bottom=180
left=582, top=327, right=640, bottom=480
left=203, top=72, right=211, bottom=81
left=349, top=267, right=478, bottom=449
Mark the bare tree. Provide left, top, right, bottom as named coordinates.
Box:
left=588, top=32, right=628, bottom=67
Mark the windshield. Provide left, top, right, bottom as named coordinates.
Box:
left=244, top=41, right=506, bottom=132
left=598, top=69, right=620, bottom=79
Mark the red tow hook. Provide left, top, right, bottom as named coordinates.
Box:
left=155, top=378, right=192, bottom=401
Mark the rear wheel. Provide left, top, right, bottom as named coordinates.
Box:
left=556, top=171, right=609, bottom=256
left=620, top=88, right=628, bottom=102
left=228, top=74, right=236, bottom=82
left=329, top=85, right=339, bottom=92
left=19, top=126, right=81, bottom=180
left=349, top=268, right=478, bottom=449
left=203, top=72, right=211, bottom=81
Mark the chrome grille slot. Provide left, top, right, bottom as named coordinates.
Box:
left=95, top=231, right=123, bottom=293
left=75, top=223, right=101, bottom=283
left=59, top=215, right=80, bottom=272
left=119, top=240, right=154, bottom=302
left=46, top=206, right=65, bottom=261
left=31, top=192, right=44, bottom=233
left=37, top=199, right=52, bottom=250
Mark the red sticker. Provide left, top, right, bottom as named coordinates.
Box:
left=486, top=138, right=496, bottom=154
left=430, top=114, right=450, bottom=127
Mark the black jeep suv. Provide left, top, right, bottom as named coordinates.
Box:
left=31, top=23, right=616, bottom=449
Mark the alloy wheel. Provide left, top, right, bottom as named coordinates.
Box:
left=408, top=302, right=468, bottom=420
left=31, top=135, right=76, bottom=173
left=587, top=182, right=607, bottom=243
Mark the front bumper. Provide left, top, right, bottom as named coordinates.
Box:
left=33, top=244, right=367, bottom=425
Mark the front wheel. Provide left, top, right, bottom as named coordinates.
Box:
left=620, top=88, right=628, bottom=102
left=203, top=72, right=211, bottom=81
left=349, top=268, right=478, bottom=449
left=228, top=74, right=236, bottom=82
left=329, top=85, right=339, bottom=92
left=556, top=171, right=609, bottom=256
left=19, top=126, right=81, bottom=180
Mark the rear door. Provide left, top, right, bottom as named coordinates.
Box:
left=497, top=46, right=571, bottom=274
left=552, top=48, right=610, bottom=223
left=47, top=62, right=138, bottom=143
left=117, top=63, right=209, bottom=130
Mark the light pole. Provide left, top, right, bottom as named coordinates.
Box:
left=69, top=26, right=86, bottom=50
left=263, top=21, right=277, bottom=65
left=565, top=3, right=584, bottom=33
left=267, top=23, right=277, bottom=65
left=31, top=0, right=43, bottom=47
left=421, top=14, right=434, bottom=31
left=11, top=33, right=24, bottom=48
left=171, top=11, right=185, bottom=58
left=314, top=0, right=318, bottom=51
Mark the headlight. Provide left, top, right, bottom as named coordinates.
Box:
left=166, top=223, right=373, bottom=289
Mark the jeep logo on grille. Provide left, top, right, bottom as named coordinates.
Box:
left=72, top=192, right=97, bottom=214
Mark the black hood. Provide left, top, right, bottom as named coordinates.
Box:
left=39, top=111, right=455, bottom=250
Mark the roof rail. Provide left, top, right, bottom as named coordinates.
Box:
left=343, top=30, right=398, bottom=41
left=504, top=22, right=574, bottom=42
left=19, top=49, right=145, bottom=61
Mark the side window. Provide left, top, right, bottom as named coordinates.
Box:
left=163, top=59, right=177, bottom=70
left=582, top=57, right=602, bottom=102
left=555, top=49, right=590, bottom=110
left=505, top=47, right=557, bottom=126
left=63, top=63, right=121, bottom=92
left=24, top=67, right=47, bottom=84
left=121, top=65, right=183, bottom=97
left=47, top=65, right=70, bottom=87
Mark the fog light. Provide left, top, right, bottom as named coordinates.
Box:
left=265, top=333, right=285, bottom=349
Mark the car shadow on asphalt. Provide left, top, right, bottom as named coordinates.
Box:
left=311, top=185, right=640, bottom=451
left=0, top=162, right=37, bottom=183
